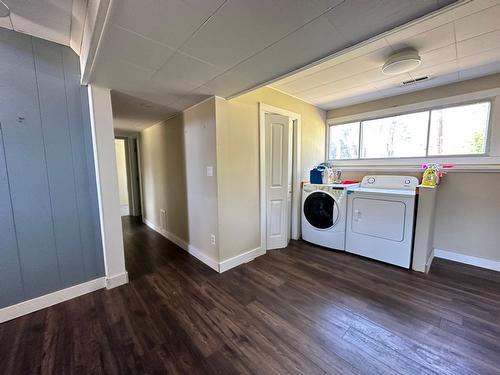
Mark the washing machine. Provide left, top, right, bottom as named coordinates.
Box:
left=346, top=175, right=419, bottom=268
left=301, top=183, right=358, bottom=250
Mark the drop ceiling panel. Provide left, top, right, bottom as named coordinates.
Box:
left=271, top=0, right=500, bottom=110
left=273, top=44, right=391, bottom=95
left=226, top=15, right=348, bottom=92
left=0, top=17, right=11, bottom=30
left=88, top=0, right=457, bottom=120
left=179, top=0, right=344, bottom=70
left=100, top=25, right=176, bottom=71
left=409, top=60, right=459, bottom=81
left=415, top=44, right=457, bottom=70
left=300, top=68, right=403, bottom=101
left=324, top=0, right=442, bottom=46
left=458, top=47, right=500, bottom=71
left=152, top=52, right=224, bottom=87
left=0, top=0, right=72, bottom=45
left=385, top=23, right=455, bottom=53
left=457, top=29, right=500, bottom=58
left=111, top=91, right=177, bottom=132
left=372, top=74, right=415, bottom=90
left=112, top=0, right=225, bottom=49
left=459, top=60, right=500, bottom=80
left=454, top=4, right=500, bottom=41
left=271, top=38, right=390, bottom=90
left=204, top=72, right=258, bottom=98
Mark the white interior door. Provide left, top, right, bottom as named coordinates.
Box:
left=265, top=113, right=291, bottom=249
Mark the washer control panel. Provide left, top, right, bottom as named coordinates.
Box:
left=360, top=175, right=419, bottom=190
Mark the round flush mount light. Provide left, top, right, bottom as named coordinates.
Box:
left=382, top=49, right=421, bottom=75
left=0, top=1, right=10, bottom=17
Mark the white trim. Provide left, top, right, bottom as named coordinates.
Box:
left=87, top=85, right=128, bottom=287
left=0, top=278, right=106, bottom=323
left=106, top=271, right=129, bottom=289
left=259, top=103, right=302, bottom=253
left=143, top=218, right=220, bottom=272
left=327, top=161, right=500, bottom=172
left=434, top=249, right=500, bottom=272
left=425, top=249, right=435, bottom=274
left=115, top=134, right=141, bottom=217
left=219, top=247, right=265, bottom=273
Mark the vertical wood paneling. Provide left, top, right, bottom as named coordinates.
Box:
left=32, top=38, right=86, bottom=287
left=0, top=30, right=61, bottom=299
left=0, top=126, right=24, bottom=307
left=0, top=28, right=105, bottom=308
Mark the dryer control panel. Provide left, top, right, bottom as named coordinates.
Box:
left=360, top=175, right=418, bottom=190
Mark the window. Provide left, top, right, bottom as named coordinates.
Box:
left=361, top=111, right=429, bottom=158
left=428, top=102, right=490, bottom=156
left=328, top=122, right=359, bottom=160
left=328, top=101, right=491, bottom=160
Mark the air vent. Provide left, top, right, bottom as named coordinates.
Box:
left=402, top=76, right=429, bottom=85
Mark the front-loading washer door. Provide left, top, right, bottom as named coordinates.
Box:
left=303, top=192, right=339, bottom=229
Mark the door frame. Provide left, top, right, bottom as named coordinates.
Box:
left=115, top=134, right=141, bottom=216
left=259, top=103, right=301, bottom=251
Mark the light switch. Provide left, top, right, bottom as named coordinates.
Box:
left=206, top=166, right=214, bottom=177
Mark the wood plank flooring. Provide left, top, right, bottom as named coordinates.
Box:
left=1, top=216, right=500, bottom=374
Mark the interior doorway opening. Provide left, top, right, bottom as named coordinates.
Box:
left=114, top=136, right=142, bottom=217
left=115, top=139, right=130, bottom=216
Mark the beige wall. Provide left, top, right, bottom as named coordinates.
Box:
left=114, top=139, right=129, bottom=206
left=326, top=74, right=500, bottom=263
left=215, top=87, right=326, bottom=261
left=183, top=98, right=219, bottom=261
left=434, top=173, right=500, bottom=261
left=139, top=115, right=189, bottom=242
left=139, top=98, right=219, bottom=261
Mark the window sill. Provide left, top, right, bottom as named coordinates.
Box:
left=329, top=156, right=500, bottom=172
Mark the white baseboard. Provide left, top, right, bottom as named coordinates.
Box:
left=106, top=271, right=129, bottom=289
left=219, top=246, right=265, bottom=273
left=187, top=244, right=220, bottom=272
left=425, top=249, right=435, bottom=273
left=143, top=217, right=219, bottom=272
left=0, top=277, right=106, bottom=323
left=434, top=249, right=500, bottom=272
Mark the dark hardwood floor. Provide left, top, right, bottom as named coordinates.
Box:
left=2, top=216, right=500, bottom=374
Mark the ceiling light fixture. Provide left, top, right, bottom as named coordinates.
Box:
left=382, top=49, right=421, bottom=75
left=0, top=1, right=10, bottom=17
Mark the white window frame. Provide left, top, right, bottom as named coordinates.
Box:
left=326, top=88, right=500, bottom=172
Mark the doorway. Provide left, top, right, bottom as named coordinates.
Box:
left=259, top=103, right=301, bottom=251
left=115, top=139, right=130, bottom=216
left=114, top=137, right=141, bottom=217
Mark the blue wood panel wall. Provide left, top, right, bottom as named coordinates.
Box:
left=0, top=29, right=104, bottom=308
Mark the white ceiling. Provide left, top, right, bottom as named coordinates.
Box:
left=270, top=0, right=500, bottom=110
left=0, top=0, right=73, bottom=46
left=90, top=0, right=456, bottom=121
left=111, top=91, right=175, bottom=132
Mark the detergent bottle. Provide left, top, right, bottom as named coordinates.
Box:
left=421, top=164, right=440, bottom=187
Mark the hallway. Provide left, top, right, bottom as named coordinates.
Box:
left=1, top=217, right=500, bottom=374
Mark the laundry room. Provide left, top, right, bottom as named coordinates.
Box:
left=304, top=74, right=500, bottom=274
